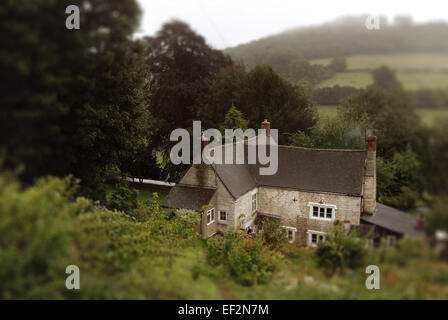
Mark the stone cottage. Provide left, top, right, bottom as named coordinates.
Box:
left=162, top=120, right=423, bottom=246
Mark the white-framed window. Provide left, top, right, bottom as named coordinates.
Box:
left=307, top=230, right=326, bottom=246
left=218, top=210, right=227, bottom=223
left=308, top=202, right=336, bottom=221
left=281, top=226, right=297, bottom=244
left=251, top=190, right=258, bottom=212
left=206, top=208, right=215, bottom=225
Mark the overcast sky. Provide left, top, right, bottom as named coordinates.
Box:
left=136, top=0, right=448, bottom=49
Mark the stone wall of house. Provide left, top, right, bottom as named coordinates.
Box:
left=234, top=188, right=258, bottom=230
left=206, top=178, right=236, bottom=236
left=258, top=186, right=362, bottom=246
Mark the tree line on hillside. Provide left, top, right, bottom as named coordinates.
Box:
left=226, top=16, right=448, bottom=67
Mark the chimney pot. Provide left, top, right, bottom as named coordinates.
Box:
left=367, top=135, right=377, bottom=152
left=417, top=216, right=425, bottom=230
left=261, top=119, right=270, bottom=136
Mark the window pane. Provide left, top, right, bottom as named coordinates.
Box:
left=220, top=211, right=226, bottom=220
left=326, top=208, right=332, bottom=219
left=319, top=235, right=324, bottom=241
left=319, top=207, right=325, bottom=217
left=313, top=207, right=318, bottom=216
left=311, top=234, right=317, bottom=243
left=207, top=214, right=211, bottom=224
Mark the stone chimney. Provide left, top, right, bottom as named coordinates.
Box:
left=417, top=215, right=425, bottom=230
left=363, top=136, right=377, bottom=214
left=261, top=119, right=270, bottom=136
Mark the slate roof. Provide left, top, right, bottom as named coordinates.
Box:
left=162, top=184, right=216, bottom=211
left=211, top=142, right=367, bottom=198
left=361, top=203, right=424, bottom=237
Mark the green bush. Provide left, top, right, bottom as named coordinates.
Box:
left=315, top=224, right=366, bottom=275
left=205, top=231, right=282, bottom=286
left=0, top=170, right=205, bottom=299
left=259, top=218, right=286, bottom=249
left=108, top=181, right=138, bottom=215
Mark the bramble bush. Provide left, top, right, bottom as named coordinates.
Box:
left=0, top=170, right=203, bottom=299
left=315, top=224, right=366, bottom=275
left=107, top=181, right=138, bottom=215
left=205, top=231, right=282, bottom=286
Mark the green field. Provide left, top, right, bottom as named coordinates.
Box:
left=106, top=181, right=170, bottom=204
left=311, top=53, right=448, bottom=71
left=312, top=53, right=448, bottom=90
left=316, top=105, right=448, bottom=127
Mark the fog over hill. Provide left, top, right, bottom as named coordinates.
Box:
left=225, top=16, right=448, bottom=68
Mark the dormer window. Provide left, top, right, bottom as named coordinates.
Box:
left=309, top=202, right=336, bottom=221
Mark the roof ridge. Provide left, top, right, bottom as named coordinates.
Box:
left=277, top=144, right=367, bottom=153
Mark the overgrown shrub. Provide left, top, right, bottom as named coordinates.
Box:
left=205, top=231, right=282, bottom=286
left=259, top=218, right=286, bottom=249
left=108, top=181, right=138, bottom=215
left=315, top=224, right=366, bottom=275
left=0, top=171, right=204, bottom=299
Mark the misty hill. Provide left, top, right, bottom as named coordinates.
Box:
left=225, top=16, right=448, bottom=69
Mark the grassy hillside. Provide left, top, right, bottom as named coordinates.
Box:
left=311, top=53, right=448, bottom=71
left=225, top=18, right=448, bottom=90
left=225, top=18, right=448, bottom=65
left=312, top=53, right=448, bottom=90
left=317, top=105, right=448, bottom=127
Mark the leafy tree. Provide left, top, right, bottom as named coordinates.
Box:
left=372, top=66, right=402, bottom=90
left=377, top=146, right=423, bottom=209
left=146, top=19, right=232, bottom=149
left=329, top=56, right=347, bottom=72
left=220, top=105, right=249, bottom=132
left=239, top=65, right=318, bottom=141
left=194, top=64, right=318, bottom=143
left=287, top=58, right=333, bottom=85
left=288, top=117, right=366, bottom=149
left=193, top=65, right=248, bottom=129
left=312, top=85, right=358, bottom=105
left=315, top=224, right=366, bottom=275
left=108, top=181, right=139, bottom=216
left=340, top=85, right=421, bottom=157
left=0, top=0, right=151, bottom=200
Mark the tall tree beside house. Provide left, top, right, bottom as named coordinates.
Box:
left=340, top=84, right=421, bottom=158
left=193, top=65, right=248, bottom=129
left=239, top=64, right=317, bottom=140
left=220, top=105, right=249, bottom=132
left=194, top=64, right=318, bottom=142
left=0, top=0, right=151, bottom=199
left=146, top=20, right=233, bottom=150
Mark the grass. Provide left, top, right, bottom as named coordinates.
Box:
left=316, top=105, right=448, bottom=128
left=317, top=72, right=372, bottom=88
left=311, top=53, right=448, bottom=90
left=311, top=53, right=448, bottom=71
left=106, top=181, right=171, bottom=204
